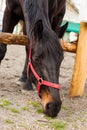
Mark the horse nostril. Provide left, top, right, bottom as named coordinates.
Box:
left=46, top=102, right=52, bottom=110
left=46, top=102, right=59, bottom=112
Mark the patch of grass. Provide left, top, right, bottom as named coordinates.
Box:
left=15, top=102, right=19, bottom=106
left=19, top=123, right=28, bottom=129
left=0, top=104, right=3, bottom=108
left=0, top=99, right=11, bottom=107
left=62, top=106, right=71, bottom=111
left=51, top=121, right=66, bottom=130
left=37, top=108, right=43, bottom=113
left=31, top=101, right=40, bottom=108
left=75, top=116, right=87, bottom=123
left=45, top=116, right=54, bottom=120
left=27, top=101, right=43, bottom=114
left=11, top=108, right=20, bottom=113
left=31, top=102, right=43, bottom=114
left=62, top=105, right=74, bottom=116
left=85, top=93, right=87, bottom=97
left=22, top=106, right=30, bottom=111
left=5, top=119, right=14, bottom=124
left=38, top=123, right=44, bottom=127
left=82, top=111, right=87, bottom=115
left=72, top=124, right=78, bottom=129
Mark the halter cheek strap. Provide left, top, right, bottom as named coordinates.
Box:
left=27, top=44, right=61, bottom=94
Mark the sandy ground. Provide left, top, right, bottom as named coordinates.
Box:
left=0, top=45, right=87, bottom=130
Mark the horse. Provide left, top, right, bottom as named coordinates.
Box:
left=0, top=0, right=68, bottom=117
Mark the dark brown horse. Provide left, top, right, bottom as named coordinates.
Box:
left=0, top=0, right=68, bottom=117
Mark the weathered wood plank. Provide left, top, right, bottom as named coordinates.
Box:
left=60, top=40, right=77, bottom=53
left=0, top=32, right=29, bottom=46
left=0, top=32, right=77, bottom=53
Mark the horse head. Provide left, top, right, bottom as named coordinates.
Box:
left=27, top=20, right=68, bottom=117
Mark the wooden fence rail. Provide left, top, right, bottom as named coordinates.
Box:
left=0, top=32, right=77, bottom=53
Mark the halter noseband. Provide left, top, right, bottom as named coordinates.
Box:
left=27, top=43, right=61, bottom=94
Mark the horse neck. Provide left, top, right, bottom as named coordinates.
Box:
left=24, top=0, right=51, bottom=36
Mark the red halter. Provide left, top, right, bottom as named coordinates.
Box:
left=27, top=44, right=61, bottom=94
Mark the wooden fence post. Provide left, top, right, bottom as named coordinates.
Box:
left=69, top=22, right=87, bottom=97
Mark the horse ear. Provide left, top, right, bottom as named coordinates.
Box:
left=59, top=22, right=68, bottom=38
left=34, top=20, right=43, bottom=39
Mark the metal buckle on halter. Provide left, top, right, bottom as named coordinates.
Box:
left=38, top=78, right=43, bottom=85
left=37, top=78, right=43, bottom=94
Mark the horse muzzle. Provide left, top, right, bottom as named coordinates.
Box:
left=44, top=101, right=62, bottom=117
left=41, top=93, right=62, bottom=117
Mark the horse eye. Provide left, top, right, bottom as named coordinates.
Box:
left=33, top=56, right=39, bottom=62
left=33, top=53, right=44, bottom=63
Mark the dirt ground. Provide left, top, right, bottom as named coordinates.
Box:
left=0, top=45, right=87, bottom=130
